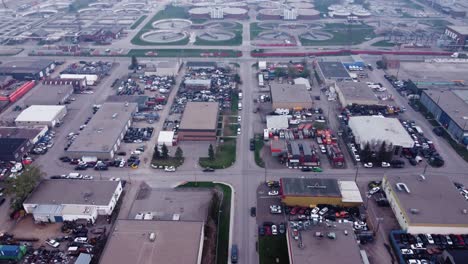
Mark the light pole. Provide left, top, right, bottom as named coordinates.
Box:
left=354, top=166, right=359, bottom=182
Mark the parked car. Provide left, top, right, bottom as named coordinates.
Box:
left=250, top=207, right=256, bottom=217
left=203, top=167, right=215, bottom=172
left=231, top=245, right=238, bottom=264
left=268, top=190, right=278, bottom=196
left=46, top=239, right=60, bottom=248
left=271, top=225, right=278, bottom=235
left=363, top=162, right=373, bottom=168
left=164, top=166, right=176, bottom=172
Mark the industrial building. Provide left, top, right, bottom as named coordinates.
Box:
left=445, top=25, right=468, bottom=48
left=0, top=138, right=31, bottom=161
left=0, top=126, right=48, bottom=145
left=270, top=83, right=313, bottom=110
left=143, top=61, right=180, bottom=76
left=0, top=60, right=55, bottom=80
left=266, top=115, right=289, bottom=130
left=178, top=102, right=219, bottom=141
left=184, top=79, right=212, bottom=90
left=67, top=102, right=138, bottom=159
left=100, top=220, right=204, bottom=264
left=288, top=222, right=364, bottom=264
left=348, top=116, right=414, bottom=150
left=335, top=82, right=380, bottom=107
left=23, top=83, right=74, bottom=106
left=280, top=178, right=363, bottom=207
left=382, top=174, right=468, bottom=234
left=15, top=105, right=67, bottom=127
left=23, top=180, right=123, bottom=223
left=157, top=131, right=175, bottom=146
left=316, top=61, right=351, bottom=81
left=419, top=89, right=468, bottom=144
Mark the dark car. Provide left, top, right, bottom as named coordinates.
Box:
left=408, top=158, right=418, bottom=166
left=94, top=165, right=108, bottom=171
left=279, top=223, right=285, bottom=234
left=258, top=226, right=265, bottom=236
left=74, top=165, right=87, bottom=171
left=250, top=207, right=256, bottom=217
left=432, top=127, right=444, bottom=136
left=59, top=156, right=71, bottom=162
left=231, top=245, right=238, bottom=264
left=390, top=160, right=405, bottom=168
left=249, top=139, right=255, bottom=151
left=0, top=198, right=5, bottom=206
left=203, top=168, right=215, bottom=172
left=117, top=152, right=127, bottom=156
left=301, top=167, right=312, bottom=172
left=50, top=175, right=63, bottom=179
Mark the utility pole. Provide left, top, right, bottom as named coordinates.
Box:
left=354, top=166, right=359, bottom=182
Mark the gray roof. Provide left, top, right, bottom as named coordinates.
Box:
left=289, top=222, right=363, bottom=264
left=67, top=102, right=137, bottom=154
left=336, top=82, right=380, bottom=106
left=281, top=178, right=341, bottom=197
left=266, top=115, right=289, bottom=129
left=270, top=83, right=313, bottom=104
left=0, top=126, right=45, bottom=140
left=186, top=61, right=216, bottom=68
left=447, top=25, right=468, bottom=35
left=100, top=220, right=204, bottom=264
left=106, top=95, right=148, bottom=105
left=318, top=61, right=350, bottom=79
left=75, top=253, right=92, bottom=264
left=179, top=102, right=219, bottom=131
left=24, top=180, right=120, bottom=206
left=384, top=175, right=468, bottom=226
left=24, top=84, right=73, bottom=105
left=0, top=60, right=54, bottom=74
left=423, top=89, right=468, bottom=129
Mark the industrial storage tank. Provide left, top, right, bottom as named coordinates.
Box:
left=297, top=8, right=320, bottom=19
left=258, top=1, right=280, bottom=9
left=289, top=2, right=315, bottom=9
left=352, top=9, right=371, bottom=17
left=258, top=8, right=282, bottom=20
left=330, top=9, right=351, bottom=18
left=224, top=7, right=248, bottom=19
left=188, top=7, right=210, bottom=19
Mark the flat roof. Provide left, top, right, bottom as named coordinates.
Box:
left=289, top=222, right=363, bottom=264
left=339, top=181, right=363, bottom=203
left=348, top=116, right=414, bottom=148
left=281, top=178, right=341, bottom=197
left=0, top=59, right=54, bottom=74
left=0, top=126, right=45, bottom=140
left=270, top=83, right=313, bottom=104
left=336, top=82, right=380, bottom=105
left=24, top=84, right=73, bottom=105
left=67, top=102, right=137, bottom=154
left=100, top=220, right=203, bottom=264
left=447, top=25, right=468, bottom=35
left=15, top=105, right=66, bottom=122
left=266, top=115, right=289, bottom=129
left=385, top=174, right=468, bottom=225
left=179, top=102, right=219, bottom=131
left=0, top=138, right=27, bottom=155
left=423, top=89, right=468, bottom=129
left=24, top=180, right=120, bottom=206
left=318, top=61, right=350, bottom=79
left=186, top=61, right=216, bottom=68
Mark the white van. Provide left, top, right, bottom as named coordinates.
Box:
left=238, top=103, right=242, bottom=110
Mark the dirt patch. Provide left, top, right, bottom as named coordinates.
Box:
left=10, top=216, right=62, bottom=248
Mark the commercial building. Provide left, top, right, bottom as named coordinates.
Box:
left=420, top=89, right=468, bottom=144
left=280, top=178, right=363, bottom=207
left=270, top=83, right=313, bottom=110
left=67, top=102, right=138, bottom=159
left=15, top=105, right=67, bottom=127
left=0, top=60, right=55, bottom=80
left=293, top=77, right=311, bottom=90
left=178, top=102, right=219, bottom=141
left=0, top=138, right=31, bottom=161
left=157, top=130, right=175, bottom=146
left=23, top=83, right=74, bottom=106
left=288, top=222, right=364, bottom=264
left=316, top=61, right=351, bottom=81
left=382, top=174, right=468, bottom=234
left=266, top=115, right=289, bottom=130
left=100, top=220, right=204, bottom=264
left=23, top=180, right=123, bottom=223
left=0, top=126, right=48, bottom=145
left=143, top=61, right=180, bottom=76
left=348, top=116, right=414, bottom=150
left=445, top=25, right=468, bottom=48
left=184, top=79, right=212, bottom=90
left=335, top=82, right=380, bottom=107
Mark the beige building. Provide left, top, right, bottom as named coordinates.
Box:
left=335, top=82, right=381, bottom=107
left=178, top=102, right=219, bottom=141
left=270, top=83, right=313, bottom=110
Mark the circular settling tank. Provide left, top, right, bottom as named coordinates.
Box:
left=152, top=19, right=192, bottom=30
left=300, top=31, right=333, bottom=41
left=198, top=31, right=235, bottom=41
left=141, top=30, right=188, bottom=43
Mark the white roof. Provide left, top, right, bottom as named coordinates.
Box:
left=338, top=181, right=363, bottom=203
left=15, top=105, right=65, bottom=122
left=294, top=77, right=311, bottom=89
left=266, top=115, right=289, bottom=130
left=348, top=116, right=414, bottom=148
left=158, top=131, right=175, bottom=144
left=259, top=61, right=267, bottom=70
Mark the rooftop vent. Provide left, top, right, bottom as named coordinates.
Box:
left=396, top=183, right=411, bottom=193
left=410, top=208, right=419, bottom=214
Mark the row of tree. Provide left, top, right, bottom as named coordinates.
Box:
left=360, top=142, right=394, bottom=163
left=153, top=143, right=183, bottom=160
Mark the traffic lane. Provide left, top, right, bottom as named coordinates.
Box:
left=256, top=184, right=285, bottom=227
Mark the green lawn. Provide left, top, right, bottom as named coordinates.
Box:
left=250, top=22, right=264, bottom=40
left=371, top=40, right=396, bottom=47
left=259, top=235, right=290, bottom=264
left=254, top=137, right=265, bottom=168
left=131, top=5, right=189, bottom=45
left=151, top=157, right=184, bottom=168
left=300, top=23, right=375, bottom=46
left=230, top=92, right=239, bottom=114
left=194, top=23, right=243, bottom=46
left=178, top=182, right=232, bottom=264
left=127, top=49, right=242, bottom=57
left=199, top=139, right=236, bottom=169
left=130, top=15, right=148, bottom=30
left=314, top=0, right=340, bottom=13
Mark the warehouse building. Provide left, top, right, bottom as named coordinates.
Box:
left=23, top=83, right=74, bottom=106
left=419, top=89, right=468, bottom=144
left=178, top=102, right=219, bottom=141
left=0, top=60, right=55, bottom=80
left=157, top=131, right=175, bottom=146
left=270, top=83, right=313, bottom=110
left=0, top=126, right=48, bottom=145
left=67, top=102, right=138, bottom=159
left=348, top=116, right=414, bottom=151
left=23, top=180, right=123, bottom=223
left=335, top=82, right=381, bottom=107
left=100, top=220, right=204, bottom=264
left=0, top=138, right=31, bottom=161
left=280, top=178, right=363, bottom=207
left=266, top=115, right=289, bottom=130
left=316, top=61, right=351, bottom=81
left=445, top=25, right=468, bottom=48
left=382, top=174, right=468, bottom=234
left=143, top=61, right=180, bottom=76
left=15, top=105, right=67, bottom=127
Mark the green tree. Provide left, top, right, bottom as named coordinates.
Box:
left=161, top=143, right=169, bottom=159
left=131, top=55, right=138, bottom=69
left=153, top=145, right=161, bottom=159
left=175, top=147, right=183, bottom=160
left=233, top=73, right=242, bottom=84
left=361, top=142, right=372, bottom=163
left=6, top=166, right=43, bottom=210
left=274, top=67, right=286, bottom=77
left=287, top=66, right=298, bottom=78
left=208, top=144, right=215, bottom=161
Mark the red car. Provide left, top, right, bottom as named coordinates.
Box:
left=290, top=207, right=299, bottom=215
left=264, top=226, right=272, bottom=236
